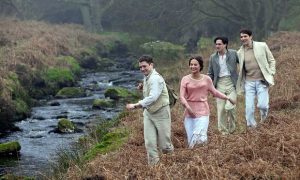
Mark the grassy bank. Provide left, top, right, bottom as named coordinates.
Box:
left=0, top=19, right=87, bottom=132
left=48, top=112, right=130, bottom=180
left=63, top=31, right=300, bottom=179
left=0, top=19, right=143, bottom=134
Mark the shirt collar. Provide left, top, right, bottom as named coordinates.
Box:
left=145, top=69, right=155, bottom=80
left=217, top=50, right=227, bottom=56
left=244, top=41, right=253, bottom=49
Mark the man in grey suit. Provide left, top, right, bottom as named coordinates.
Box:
left=208, top=37, right=239, bottom=135
left=236, top=29, right=276, bottom=128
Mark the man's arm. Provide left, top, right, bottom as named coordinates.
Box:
left=265, top=43, right=276, bottom=75
left=235, top=51, right=240, bottom=64
left=138, top=75, right=164, bottom=108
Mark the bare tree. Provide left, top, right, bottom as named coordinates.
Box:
left=191, top=0, right=288, bottom=39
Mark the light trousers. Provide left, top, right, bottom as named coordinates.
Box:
left=143, top=105, right=174, bottom=165
left=216, top=76, right=237, bottom=134
left=184, top=116, right=209, bottom=148
left=244, top=80, right=269, bottom=127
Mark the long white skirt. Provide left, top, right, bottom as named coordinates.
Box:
left=184, top=116, right=209, bottom=148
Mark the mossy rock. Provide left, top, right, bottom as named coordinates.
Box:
left=0, top=141, right=21, bottom=155
left=104, top=87, right=138, bottom=100
left=57, top=118, right=75, bottom=133
left=55, top=87, right=85, bottom=99
left=92, top=99, right=114, bottom=109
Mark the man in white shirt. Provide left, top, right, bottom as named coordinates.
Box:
left=126, top=55, right=173, bottom=165
left=208, top=37, right=239, bottom=135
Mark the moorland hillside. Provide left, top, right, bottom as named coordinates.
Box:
left=65, top=31, right=300, bottom=180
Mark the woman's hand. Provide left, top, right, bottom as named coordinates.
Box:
left=186, top=106, right=197, bottom=117
left=227, top=97, right=236, bottom=105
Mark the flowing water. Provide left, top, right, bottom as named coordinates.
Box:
left=0, top=70, right=143, bottom=177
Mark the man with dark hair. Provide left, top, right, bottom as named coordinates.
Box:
left=207, top=37, right=239, bottom=135
left=236, top=29, right=276, bottom=128
left=126, top=55, right=173, bottom=165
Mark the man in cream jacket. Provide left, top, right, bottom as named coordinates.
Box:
left=236, top=29, right=276, bottom=128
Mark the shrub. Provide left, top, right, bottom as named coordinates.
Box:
left=140, top=41, right=185, bottom=60
left=44, top=68, right=74, bottom=84
left=13, top=98, right=30, bottom=120
left=6, top=72, right=31, bottom=120
left=42, top=68, right=75, bottom=92
left=198, top=36, right=213, bottom=50
left=57, top=56, right=81, bottom=75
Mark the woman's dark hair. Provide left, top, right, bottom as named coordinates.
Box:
left=214, top=36, right=228, bottom=49
left=138, top=55, right=153, bottom=64
left=239, top=29, right=252, bottom=36
left=189, top=56, right=204, bottom=71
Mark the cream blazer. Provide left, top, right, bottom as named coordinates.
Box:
left=236, top=41, right=276, bottom=94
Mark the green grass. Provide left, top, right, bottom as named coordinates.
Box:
left=84, top=128, right=128, bottom=160
left=6, top=72, right=31, bottom=119
left=50, top=145, right=84, bottom=180
left=44, top=68, right=74, bottom=84
left=57, top=56, right=81, bottom=75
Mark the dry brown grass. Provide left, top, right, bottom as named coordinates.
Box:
left=64, top=32, right=300, bottom=180
left=0, top=18, right=123, bottom=76
left=0, top=18, right=102, bottom=72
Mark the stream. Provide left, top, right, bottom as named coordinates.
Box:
left=0, top=70, right=143, bottom=177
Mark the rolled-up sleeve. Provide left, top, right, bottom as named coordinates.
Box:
left=139, top=75, right=164, bottom=107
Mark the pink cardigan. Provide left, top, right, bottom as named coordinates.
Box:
left=180, top=74, right=227, bottom=118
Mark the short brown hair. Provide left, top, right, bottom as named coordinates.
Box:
left=138, top=55, right=153, bottom=64
left=189, top=56, right=204, bottom=71
left=240, top=29, right=252, bottom=36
